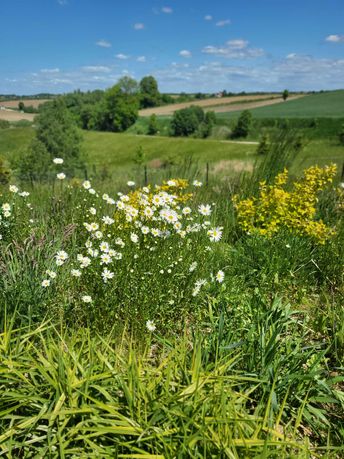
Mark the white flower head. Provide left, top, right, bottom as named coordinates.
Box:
left=193, top=180, right=203, bottom=187
left=83, top=180, right=91, bottom=190
left=207, top=227, right=223, bottom=242
left=82, top=295, right=92, bottom=303
left=146, top=320, right=156, bottom=332
left=57, top=173, right=66, bottom=180
left=127, top=181, right=135, bottom=187
left=216, top=270, right=225, bottom=283
left=198, top=204, right=212, bottom=216
left=9, top=185, right=19, bottom=193
left=41, top=279, right=51, bottom=288
left=53, top=158, right=64, bottom=164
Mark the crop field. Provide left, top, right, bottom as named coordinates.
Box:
left=0, top=98, right=51, bottom=108
left=218, top=90, right=344, bottom=119
left=139, top=93, right=303, bottom=116
left=0, top=109, right=35, bottom=122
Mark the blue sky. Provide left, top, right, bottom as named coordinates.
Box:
left=1, top=0, right=344, bottom=94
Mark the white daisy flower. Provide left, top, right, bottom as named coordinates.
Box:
left=53, top=158, right=64, bottom=164
left=9, top=185, right=19, bottom=193
left=56, top=173, right=66, bottom=180
left=207, top=227, right=223, bottom=242
left=83, top=180, right=91, bottom=190
left=146, top=320, right=156, bottom=332
left=216, top=270, right=225, bottom=283
left=41, top=279, right=51, bottom=288
left=71, top=269, right=82, bottom=277
left=198, top=204, right=212, bottom=216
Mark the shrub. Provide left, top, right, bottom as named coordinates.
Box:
left=231, top=110, right=252, bottom=138
left=234, top=164, right=337, bottom=244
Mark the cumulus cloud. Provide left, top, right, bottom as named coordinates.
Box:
left=325, top=34, right=344, bottom=43
left=133, top=23, right=145, bottom=30
left=116, top=53, right=129, bottom=60
left=40, top=68, right=60, bottom=73
left=202, top=39, right=264, bottom=59
left=204, top=15, right=212, bottom=21
left=162, top=6, right=173, bottom=13
left=82, top=66, right=111, bottom=73
left=137, top=56, right=146, bottom=62
left=179, top=50, right=192, bottom=58
left=216, top=19, right=231, bottom=27
left=96, top=40, right=112, bottom=48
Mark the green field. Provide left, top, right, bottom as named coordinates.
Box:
left=218, top=90, right=344, bottom=119
left=1, top=126, right=342, bottom=180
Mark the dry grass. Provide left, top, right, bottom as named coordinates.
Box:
left=0, top=110, right=35, bottom=122
left=0, top=99, right=50, bottom=108
left=139, top=94, right=305, bottom=117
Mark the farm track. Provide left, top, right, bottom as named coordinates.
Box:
left=139, top=94, right=306, bottom=117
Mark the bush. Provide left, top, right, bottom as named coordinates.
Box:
left=171, top=106, right=207, bottom=137
left=231, top=110, right=252, bottom=138
left=147, top=113, right=158, bottom=135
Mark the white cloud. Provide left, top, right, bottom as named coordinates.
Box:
left=96, top=39, right=112, bottom=48
left=179, top=50, right=192, bottom=58
left=133, top=23, right=145, bottom=30
left=226, top=39, right=248, bottom=50
left=202, top=40, right=264, bottom=59
left=57, top=0, right=68, bottom=5
left=204, top=15, right=212, bottom=21
left=137, top=56, right=146, bottom=62
left=116, top=53, right=130, bottom=60
left=40, top=68, right=60, bottom=73
left=216, top=19, right=231, bottom=27
left=82, top=66, right=111, bottom=73
left=325, top=34, right=344, bottom=43
left=162, top=6, right=173, bottom=13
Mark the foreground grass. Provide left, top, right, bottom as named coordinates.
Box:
left=0, top=309, right=343, bottom=458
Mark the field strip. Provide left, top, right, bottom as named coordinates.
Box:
left=0, top=110, right=36, bottom=122
left=139, top=94, right=306, bottom=117
left=0, top=99, right=51, bottom=108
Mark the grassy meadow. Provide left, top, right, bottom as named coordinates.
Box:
left=0, top=95, right=343, bottom=457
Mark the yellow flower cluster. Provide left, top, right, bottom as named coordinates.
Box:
left=234, top=165, right=337, bottom=244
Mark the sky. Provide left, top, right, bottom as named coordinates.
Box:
left=1, top=0, right=344, bottom=94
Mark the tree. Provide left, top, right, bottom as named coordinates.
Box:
left=197, top=111, right=216, bottom=138
left=171, top=106, right=205, bottom=137
left=232, top=110, right=252, bottom=138
left=117, top=76, right=139, bottom=95
left=282, top=89, right=289, bottom=101
left=99, top=82, right=139, bottom=132
left=256, top=132, right=270, bottom=155
left=139, top=76, right=160, bottom=108
left=34, top=99, right=83, bottom=175
left=147, top=114, right=158, bottom=135
left=18, top=101, right=25, bottom=111
left=16, top=139, right=51, bottom=182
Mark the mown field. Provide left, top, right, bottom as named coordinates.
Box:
left=1, top=126, right=342, bottom=181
